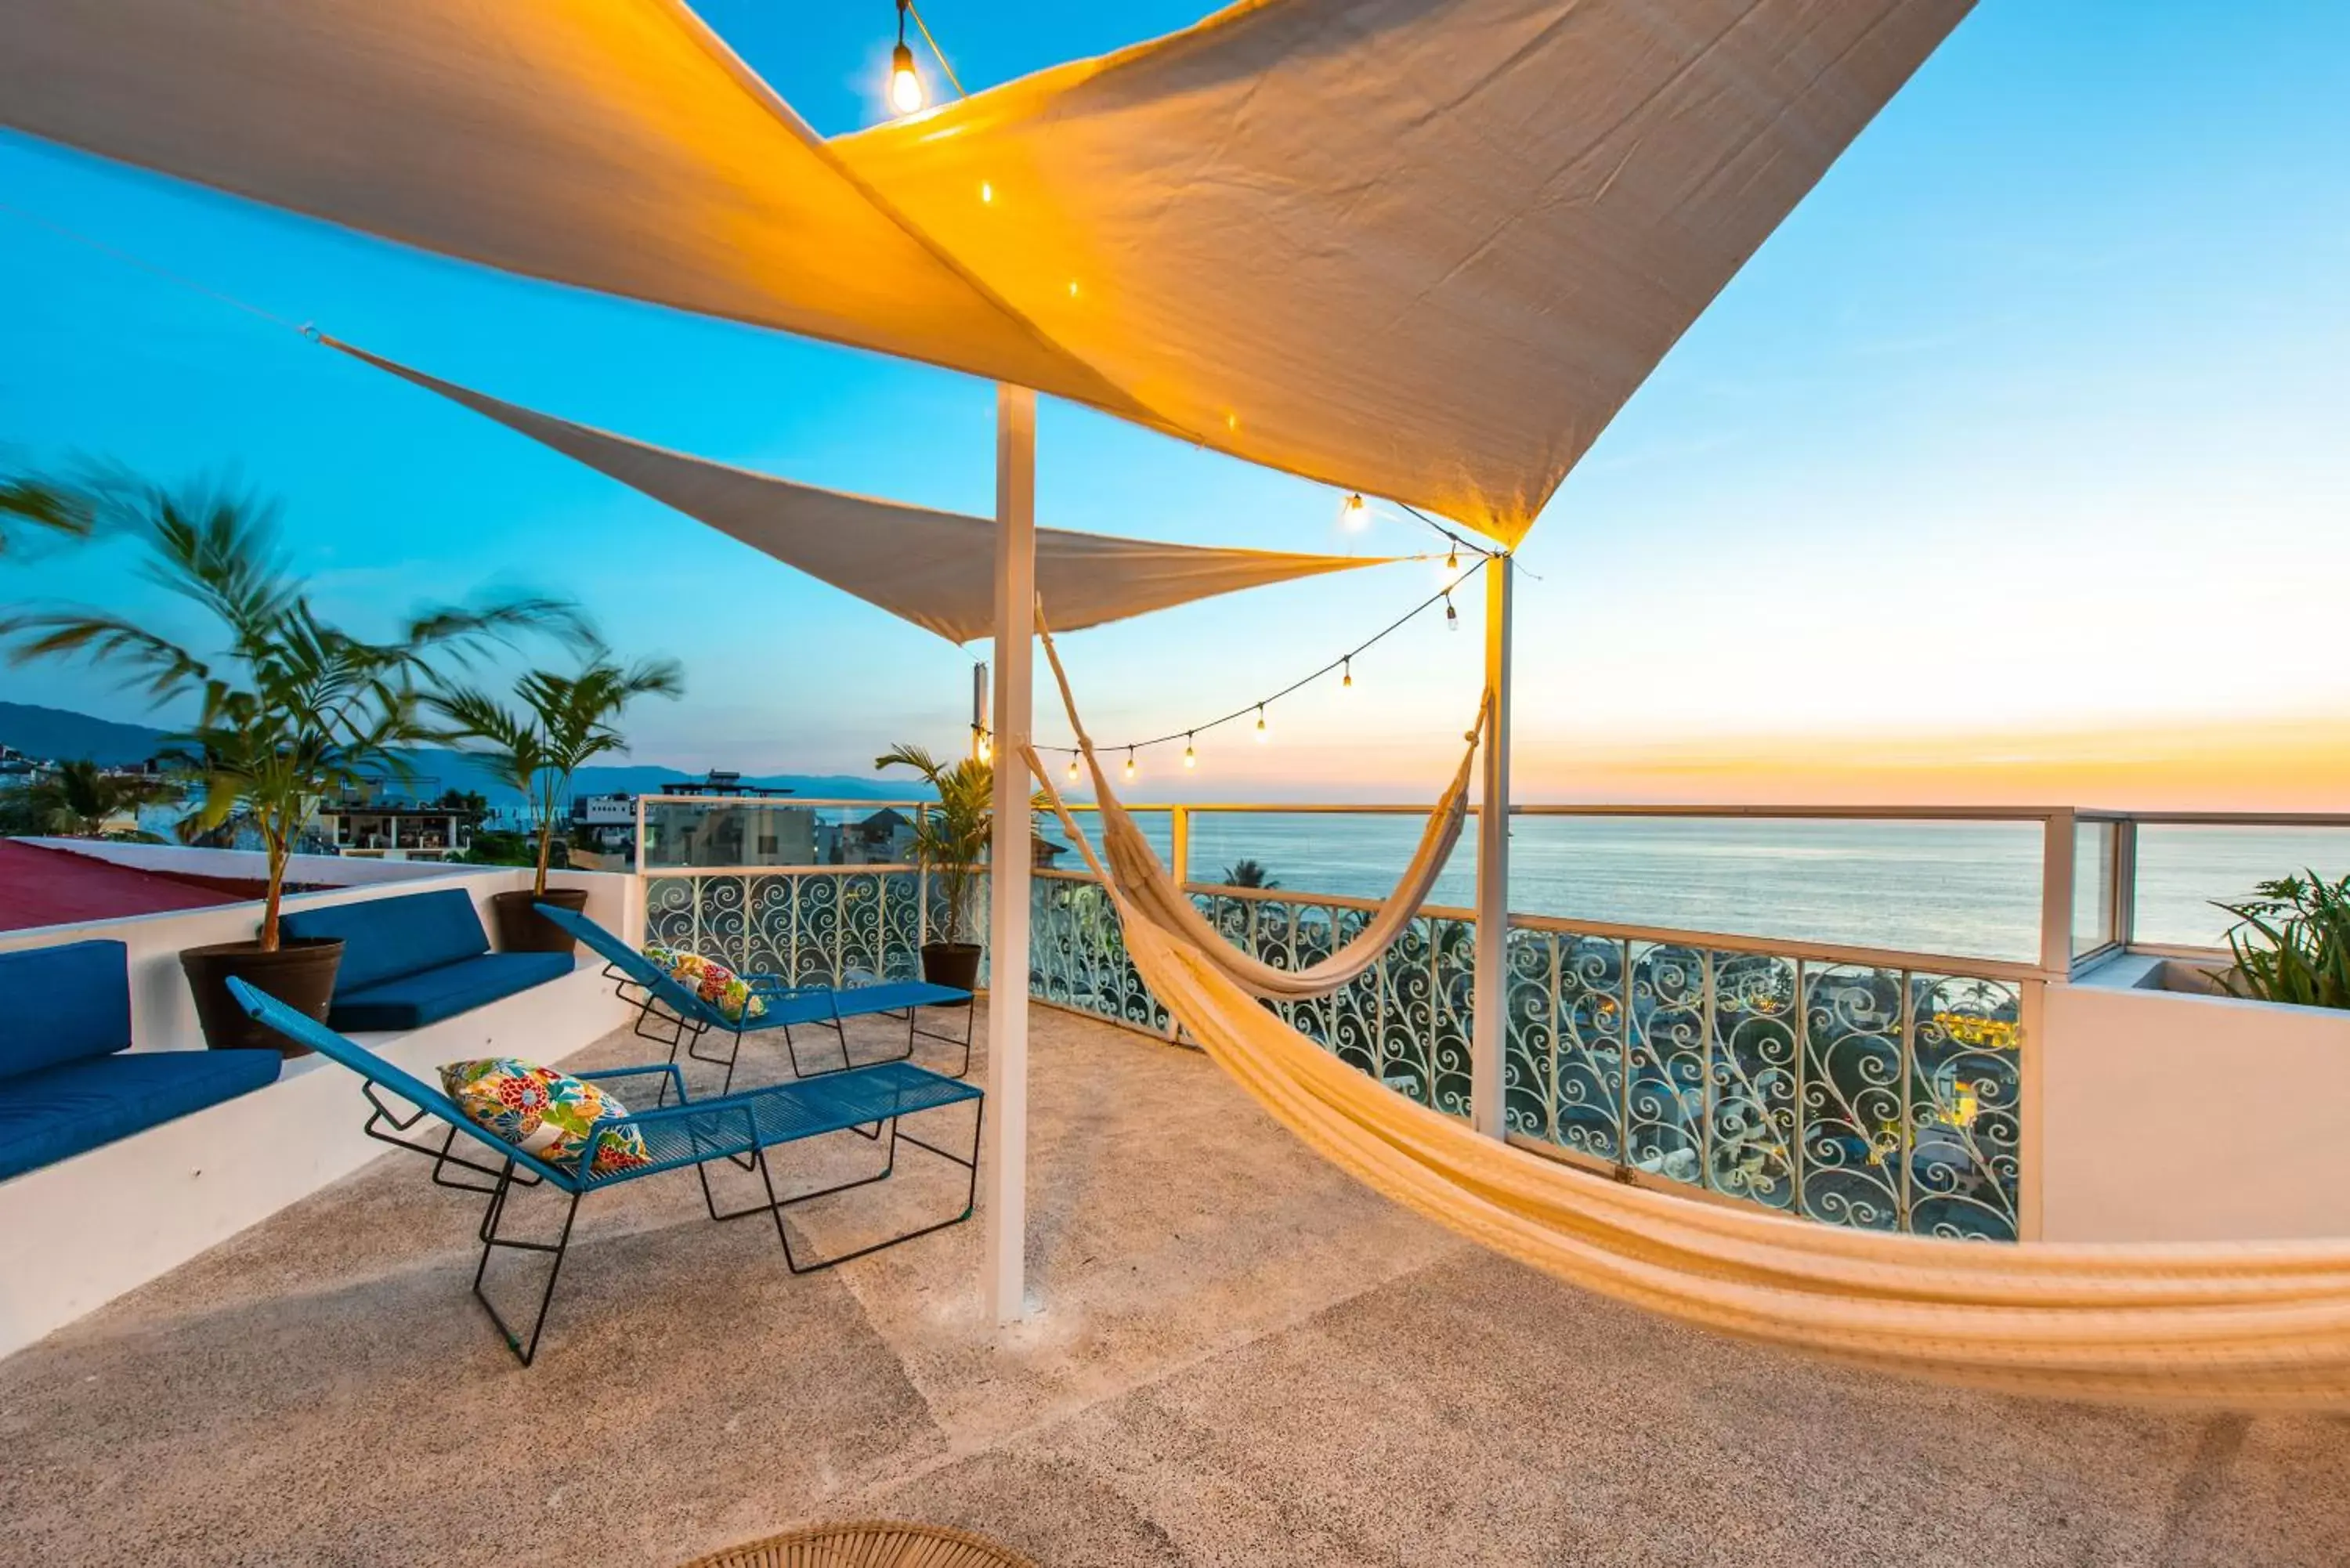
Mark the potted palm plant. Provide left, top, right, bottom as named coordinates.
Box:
left=874, top=742, right=1016, bottom=992
left=0, top=481, right=585, bottom=1051
left=429, top=656, right=684, bottom=953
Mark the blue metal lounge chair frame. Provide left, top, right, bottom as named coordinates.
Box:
left=534, top=903, right=975, bottom=1090
left=226, top=977, right=983, bottom=1367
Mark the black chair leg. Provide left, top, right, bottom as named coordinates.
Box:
left=701, top=1101, right=982, bottom=1274
left=472, top=1161, right=582, bottom=1367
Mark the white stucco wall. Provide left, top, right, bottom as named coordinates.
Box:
left=2040, top=980, right=2350, bottom=1243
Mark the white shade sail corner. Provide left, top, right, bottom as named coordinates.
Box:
left=326, top=338, right=1400, bottom=645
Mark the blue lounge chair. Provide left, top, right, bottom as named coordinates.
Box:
left=535, top=903, right=974, bottom=1089
left=226, top=977, right=982, bottom=1366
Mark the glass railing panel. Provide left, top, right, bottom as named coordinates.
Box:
left=1506, top=815, right=2041, bottom=964
left=2073, top=819, right=2118, bottom=956
left=1181, top=811, right=1472, bottom=904
left=2131, top=824, right=2350, bottom=949
left=638, top=799, right=927, bottom=870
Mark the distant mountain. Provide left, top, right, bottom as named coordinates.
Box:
left=0, top=701, right=909, bottom=810
left=0, top=703, right=171, bottom=766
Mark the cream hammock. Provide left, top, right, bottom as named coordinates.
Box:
left=1027, top=630, right=2350, bottom=1411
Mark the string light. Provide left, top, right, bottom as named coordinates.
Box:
left=1340, top=493, right=1367, bottom=530
left=1032, top=554, right=1491, bottom=773
left=980, top=180, right=993, bottom=204
left=888, top=1, right=925, bottom=114
left=1446, top=543, right=1461, bottom=573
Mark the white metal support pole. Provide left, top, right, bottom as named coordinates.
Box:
left=1469, top=554, right=1513, bottom=1139
left=983, top=383, right=1037, bottom=1325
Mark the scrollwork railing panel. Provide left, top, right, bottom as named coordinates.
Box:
left=639, top=866, right=2028, bottom=1242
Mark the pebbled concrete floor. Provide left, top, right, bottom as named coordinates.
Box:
left=3, top=1004, right=2347, bottom=1566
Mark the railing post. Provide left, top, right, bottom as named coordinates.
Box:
left=1171, top=805, right=1189, bottom=889
left=2038, top=808, right=2075, bottom=977
left=984, top=382, right=1037, bottom=1326
left=2112, top=816, right=2138, bottom=951
left=1469, top=554, right=1513, bottom=1139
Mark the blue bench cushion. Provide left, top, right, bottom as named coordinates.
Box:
left=328, top=952, right=572, bottom=1032
left=280, top=889, right=491, bottom=993
left=0, top=1049, right=281, bottom=1182
left=0, top=938, right=132, bottom=1080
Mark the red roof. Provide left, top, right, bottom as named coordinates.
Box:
left=0, top=840, right=261, bottom=933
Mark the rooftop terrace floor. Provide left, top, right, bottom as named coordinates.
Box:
left=5, top=1006, right=2348, bottom=1566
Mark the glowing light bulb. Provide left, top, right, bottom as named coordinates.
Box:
left=1184, top=734, right=1197, bottom=769
left=888, top=42, right=924, bottom=114
left=1446, top=544, right=1461, bottom=573
left=1123, top=748, right=1137, bottom=781
left=980, top=181, right=993, bottom=204
left=1340, top=493, right=1366, bottom=531
left=1067, top=280, right=1080, bottom=299
left=1067, top=755, right=1079, bottom=781
left=1254, top=705, right=1268, bottom=742
left=1342, top=657, right=1353, bottom=690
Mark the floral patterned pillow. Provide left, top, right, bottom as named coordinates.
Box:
left=641, top=942, right=767, bottom=1024
left=439, top=1058, right=651, bottom=1178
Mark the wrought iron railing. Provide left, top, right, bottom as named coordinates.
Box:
left=642, top=868, right=935, bottom=984
left=634, top=797, right=2068, bottom=1243
left=1501, top=922, right=2021, bottom=1240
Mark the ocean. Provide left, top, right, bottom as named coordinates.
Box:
left=1114, top=812, right=2350, bottom=965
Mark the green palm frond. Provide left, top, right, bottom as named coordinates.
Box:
left=1, top=478, right=589, bottom=947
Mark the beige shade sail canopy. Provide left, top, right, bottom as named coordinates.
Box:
left=332, top=341, right=1395, bottom=645
left=0, top=0, right=1972, bottom=544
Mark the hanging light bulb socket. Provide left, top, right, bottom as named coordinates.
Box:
left=1445, top=593, right=1459, bottom=631
left=1254, top=704, right=1268, bottom=742
left=1184, top=732, right=1197, bottom=769
left=1342, top=656, right=1354, bottom=689
left=888, top=1, right=924, bottom=114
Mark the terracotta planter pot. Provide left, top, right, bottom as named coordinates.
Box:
left=491, top=887, right=591, bottom=954
left=179, top=937, right=344, bottom=1056
left=920, top=941, right=982, bottom=998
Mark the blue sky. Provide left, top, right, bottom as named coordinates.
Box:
left=3, top=3, right=2347, bottom=805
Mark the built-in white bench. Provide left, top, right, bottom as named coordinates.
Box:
left=0, top=866, right=640, bottom=1358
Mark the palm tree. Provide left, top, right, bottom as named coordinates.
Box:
left=876, top=743, right=1037, bottom=950
left=16, top=758, right=179, bottom=839
left=1224, top=858, right=1280, bottom=890
left=0, top=480, right=589, bottom=948
left=429, top=657, right=685, bottom=897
